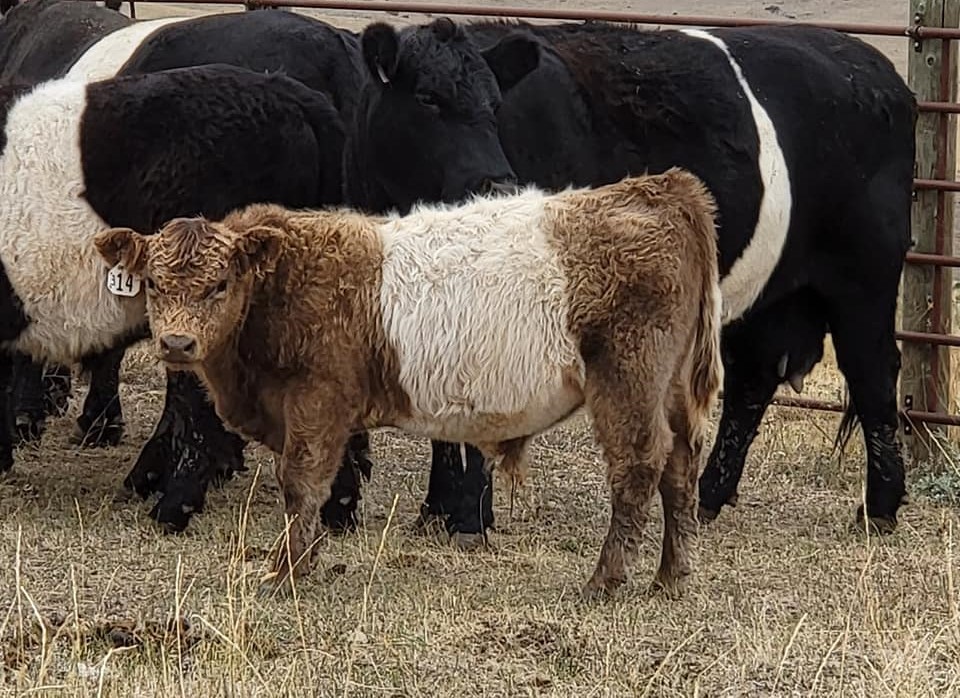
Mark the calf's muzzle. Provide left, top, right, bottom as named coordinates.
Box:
left=159, top=334, right=198, bottom=363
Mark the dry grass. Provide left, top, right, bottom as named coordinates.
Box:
left=0, top=342, right=957, bottom=697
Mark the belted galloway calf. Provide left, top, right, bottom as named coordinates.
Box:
left=95, top=168, right=723, bottom=597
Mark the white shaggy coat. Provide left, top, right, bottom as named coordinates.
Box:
left=681, top=29, right=793, bottom=324
left=377, top=190, right=586, bottom=447
left=0, top=79, right=145, bottom=363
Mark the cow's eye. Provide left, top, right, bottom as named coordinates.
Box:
left=415, top=92, right=440, bottom=110
left=145, top=277, right=156, bottom=292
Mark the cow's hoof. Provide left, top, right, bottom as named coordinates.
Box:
left=72, top=415, right=125, bottom=448
left=853, top=505, right=897, bottom=535
left=14, top=412, right=46, bottom=444
left=697, top=504, right=720, bottom=524
left=209, top=457, right=248, bottom=488
left=321, top=497, right=359, bottom=534
left=42, top=371, right=72, bottom=417
left=411, top=510, right=447, bottom=537
left=450, top=531, right=486, bottom=550
left=149, top=497, right=199, bottom=533
left=0, top=450, right=13, bottom=474
left=126, top=439, right=171, bottom=498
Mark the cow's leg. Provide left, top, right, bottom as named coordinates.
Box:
left=146, top=370, right=247, bottom=532
left=9, top=353, right=48, bottom=443
left=0, top=353, right=14, bottom=472
left=655, top=405, right=701, bottom=596
left=698, top=293, right=827, bottom=522
left=582, top=376, right=672, bottom=598
left=74, top=346, right=126, bottom=448
left=417, top=441, right=494, bottom=544
left=42, top=363, right=73, bottom=418
left=696, top=338, right=779, bottom=522
left=319, top=432, right=372, bottom=532
left=824, top=296, right=906, bottom=532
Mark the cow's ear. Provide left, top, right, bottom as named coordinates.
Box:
left=481, top=34, right=541, bottom=93
left=234, top=226, right=284, bottom=277
left=431, top=17, right=462, bottom=42
left=362, top=22, right=400, bottom=86
left=94, top=227, right=148, bottom=275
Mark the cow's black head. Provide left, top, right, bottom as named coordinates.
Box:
left=346, top=17, right=540, bottom=214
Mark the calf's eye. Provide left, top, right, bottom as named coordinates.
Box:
left=145, top=278, right=156, bottom=291
left=210, top=279, right=228, bottom=297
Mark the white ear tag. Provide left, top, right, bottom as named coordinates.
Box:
left=106, top=263, right=142, bottom=297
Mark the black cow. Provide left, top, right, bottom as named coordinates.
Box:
left=0, top=63, right=345, bottom=524
left=341, top=18, right=916, bottom=537
left=0, top=2, right=370, bottom=531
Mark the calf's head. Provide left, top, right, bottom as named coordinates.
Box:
left=94, top=217, right=283, bottom=368
left=350, top=17, right=540, bottom=212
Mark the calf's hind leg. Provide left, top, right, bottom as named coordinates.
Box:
left=655, top=401, right=705, bottom=596
left=582, top=380, right=672, bottom=598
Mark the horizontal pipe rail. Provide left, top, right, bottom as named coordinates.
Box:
left=914, top=177, right=960, bottom=191
left=918, top=100, right=960, bottom=113
left=897, top=330, right=960, bottom=347
left=125, top=0, right=960, bottom=39
left=906, top=251, right=960, bottom=267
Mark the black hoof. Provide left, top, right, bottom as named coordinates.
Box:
left=854, top=504, right=898, bottom=535
left=126, top=438, right=171, bottom=498
left=13, top=411, right=46, bottom=444
left=41, top=367, right=72, bottom=417
left=150, top=494, right=202, bottom=533
left=321, top=495, right=359, bottom=533
left=73, top=414, right=125, bottom=448
left=0, top=450, right=13, bottom=474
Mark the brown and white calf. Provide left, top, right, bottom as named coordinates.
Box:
left=94, top=167, right=723, bottom=598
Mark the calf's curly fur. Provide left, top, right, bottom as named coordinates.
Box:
left=95, top=167, right=722, bottom=598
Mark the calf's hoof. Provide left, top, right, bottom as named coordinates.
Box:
left=14, top=412, right=46, bottom=444
left=580, top=576, right=625, bottom=601
left=853, top=504, right=898, bottom=535
left=650, top=571, right=691, bottom=599
left=0, top=450, right=13, bottom=474
left=72, top=414, right=125, bottom=448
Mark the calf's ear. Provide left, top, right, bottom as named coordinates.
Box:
left=481, top=34, right=541, bottom=93
left=94, top=227, right=148, bottom=275
left=234, top=226, right=284, bottom=277
left=362, top=22, right=400, bottom=86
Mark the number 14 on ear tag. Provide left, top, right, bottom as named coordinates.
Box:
left=106, top=263, right=142, bottom=297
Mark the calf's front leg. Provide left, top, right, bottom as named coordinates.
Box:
left=261, top=395, right=353, bottom=596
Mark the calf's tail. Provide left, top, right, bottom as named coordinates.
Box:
left=666, top=167, right=724, bottom=451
